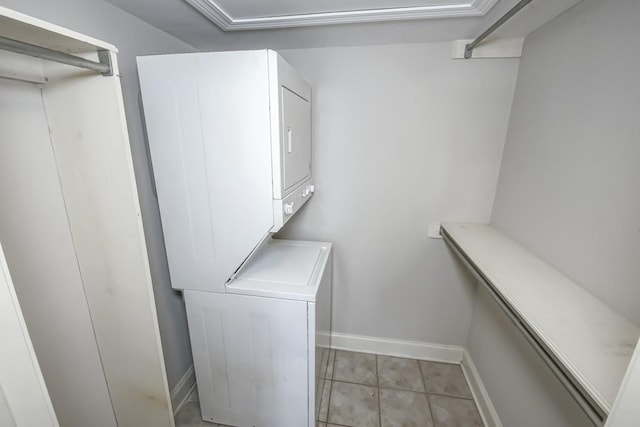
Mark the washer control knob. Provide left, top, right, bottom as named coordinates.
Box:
left=309, top=185, right=315, bottom=194
left=284, top=202, right=294, bottom=215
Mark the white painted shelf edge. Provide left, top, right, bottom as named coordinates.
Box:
left=441, top=223, right=639, bottom=417
left=0, top=5, right=117, bottom=53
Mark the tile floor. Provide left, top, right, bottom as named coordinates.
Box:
left=175, top=350, right=484, bottom=427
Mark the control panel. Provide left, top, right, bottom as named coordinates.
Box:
left=272, top=180, right=315, bottom=232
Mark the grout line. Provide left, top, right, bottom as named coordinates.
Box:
left=322, top=423, right=357, bottom=427
left=417, top=358, right=437, bottom=427
left=426, top=393, right=437, bottom=427
left=324, top=349, right=335, bottom=380
left=331, top=379, right=379, bottom=388
left=426, top=391, right=476, bottom=401
left=317, top=348, right=331, bottom=422
left=316, top=379, right=324, bottom=422
left=378, top=384, right=427, bottom=393
left=376, top=355, right=382, bottom=427
left=417, top=358, right=428, bottom=394
left=372, top=385, right=475, bottom=402
left=327, top=367, right=474, bottom=395
left=325, top=350, right=337, bottom=424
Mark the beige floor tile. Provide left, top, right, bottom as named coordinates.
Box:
left=333, top=350, right=377, bottom=385
left=428, top=395, right=483, bottom=427
left=377, top=355, right=425, bottom=392
left=380, top=388, right=434, bottom=427
left=419, top=361, right=472, bottom=398
left=328, top=381, right=380, bottom=427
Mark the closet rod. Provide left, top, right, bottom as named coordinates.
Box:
left=440, top=227, right=605, bottom=427
left=0, top=35, right=112, bottom=76
left=464, top=0, right=533, bottom=58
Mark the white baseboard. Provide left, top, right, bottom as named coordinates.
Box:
left=170, top=365, right=197, bottom=416
left=329, top=332, right=465, bottom=364
left=461, top=350, right=502, bottom=427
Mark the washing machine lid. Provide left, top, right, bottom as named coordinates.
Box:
left=226, top=239, right=331, bottom=302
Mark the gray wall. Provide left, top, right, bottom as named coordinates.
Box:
left=491, top=0, right=640, bottom=325
left=468, top=0, right=640, bottom=425
left=0, top=0, right=196, bottom=391
left=277, top=43, right=519, bottom=346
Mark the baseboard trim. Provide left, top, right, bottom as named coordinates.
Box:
left=329, top=332, right=465, bottom=364
left=461, top=350, right=503, bottom=427
left=170, top=365, right=197, bottom=416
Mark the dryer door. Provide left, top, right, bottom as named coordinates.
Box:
left=281, top=87, right=311, bottom=194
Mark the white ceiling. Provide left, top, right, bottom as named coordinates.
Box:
left=102, top=0, right=584, bottom=51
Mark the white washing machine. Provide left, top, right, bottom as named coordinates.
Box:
left=185, top=239, right=331, bottom=427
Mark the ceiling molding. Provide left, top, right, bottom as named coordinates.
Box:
left=183, top=0, right=500, bottom=31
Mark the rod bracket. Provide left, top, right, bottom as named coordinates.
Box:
left=463, top=0, right=533, bottom=61
left=464, top=44, right=473, bottom=59
left=97, top=50, right=113, bottom=76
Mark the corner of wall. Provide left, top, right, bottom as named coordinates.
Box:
left=461, top=350, right=503, bottom=427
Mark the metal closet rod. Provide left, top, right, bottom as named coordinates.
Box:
left=465, top=0, right=534, bottom=58
left=440, top=227, right=606, bottom=427
left=0, top=35, right=112, bottom=76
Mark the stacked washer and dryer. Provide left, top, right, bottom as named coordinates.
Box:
left=138, top=50, right=332, bottom=427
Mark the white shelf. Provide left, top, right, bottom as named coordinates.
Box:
left=441, top=223, right=639, bottom=417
